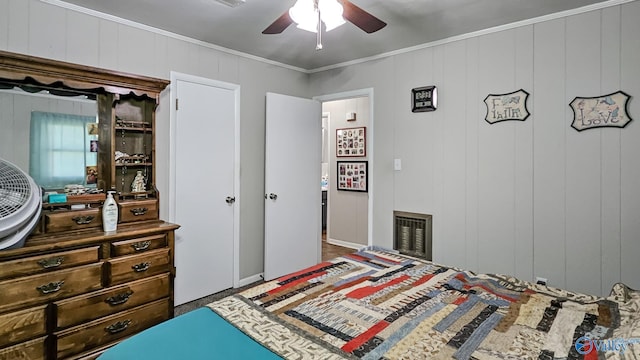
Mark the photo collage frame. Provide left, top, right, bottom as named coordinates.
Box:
left=337, top=161, right=368, bottom=192
left=336, top=126, right=366, bottom=157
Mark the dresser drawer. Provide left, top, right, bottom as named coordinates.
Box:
left=0, top=305, right=47, bottom=347
left=0, top=336, right=46, bottom=360
left=107, top=249, right=169, bottom=286
left=55, top=274, right=170, bottom=329
left=45, top=208, right=102, bottom=233
left=110, top=234, right=167, bottom=257
left=118, top=199, right=158, bottom=224
left=0, top=247, right=100, bottom=280
left=0, top=263, right=103, bottom=313
left=55, top=298, right=170, bottom=359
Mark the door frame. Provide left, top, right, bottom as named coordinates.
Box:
left=321, top=112, right=331, bottom=239
left=169, top=71, right=241, bottom=287
left=314, top=88, right=374, bottom=247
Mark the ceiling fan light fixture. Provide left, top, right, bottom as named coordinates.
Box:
left=289, top=0, right=345, bottom=33
left=319, top=0, right=345, bottom=31
left=289, top=0, right=319, bottom=32
left=262, top=0, right=385, bottom=36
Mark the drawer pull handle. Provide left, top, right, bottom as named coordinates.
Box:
left=131, top=241, right=151, bottom=251
left=132, top=262, right=151, bottom=272
left=36, top=280, right=64, bottom=294
left=105, top=291, right=133, bottom=306
left=72, top=215, right=95, bottom=225
left=37, top=256, right=65, bottom=269
left=105, top=319, right=131, bottom=334
left=130, top=207, right=148, bottom=216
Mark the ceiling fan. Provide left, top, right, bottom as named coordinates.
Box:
left=262, top=0, right=386, bottom=49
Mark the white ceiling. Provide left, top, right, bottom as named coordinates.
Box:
left=57, top=0, right=612, bottom=71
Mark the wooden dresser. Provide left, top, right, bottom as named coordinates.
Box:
left=0, top=221, right=179, bottom=360
left=0, top=50, right=178, bottom=359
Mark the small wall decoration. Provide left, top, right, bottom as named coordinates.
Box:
left=337, top=161, right=368, bottom=192
left=484, top=89, right=530, bottom=124
left=89, top=140, right=98, bottom=152
left=85, top=166, right=98, bottom=185
left=412, top=86, right=438, bottom=112
left=87, top=123, right=99, bottom=135
left=570, top=91, right=632, bottom=131
left=336, top=126, right=366, bottom=157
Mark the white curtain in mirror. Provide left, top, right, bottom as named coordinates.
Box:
left=29, top=112, right=97, bottom=189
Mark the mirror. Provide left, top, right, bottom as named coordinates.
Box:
left=0, top=50, right=169, bottom=196
left=0, top=86, right=98, bottom=190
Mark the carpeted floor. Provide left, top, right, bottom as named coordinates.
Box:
left=174, top=280, right=263, bottom=316
left=174, top=238, right=356, bottom=316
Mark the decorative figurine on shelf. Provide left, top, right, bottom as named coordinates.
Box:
left=131, top=170, right=146, bottom=193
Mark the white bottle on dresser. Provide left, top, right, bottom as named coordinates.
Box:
left=102, top=191, right=118, bottom=232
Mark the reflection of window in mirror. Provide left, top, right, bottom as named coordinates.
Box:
left=29, top=112, right=98, bottom=189
left=0, top=87, right=97, bottom=190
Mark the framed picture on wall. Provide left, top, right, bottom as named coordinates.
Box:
left=336, top=126, right=366, bottom=157
left=337, top=161, right=368, bottom=192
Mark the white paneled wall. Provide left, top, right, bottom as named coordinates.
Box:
left=600, top=6, right=622, bottom=302
left=441, top=41, right=468, bottom=270
left=620, top=3, right=640, bottom=291
left=532, top=18, right=568, bottom=290
left=311, top=1, right=640, bottom=296
left=513, top=26, right=535, bottom=288
left=565, top=11, right=602, bottom=296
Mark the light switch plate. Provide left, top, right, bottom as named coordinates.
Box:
left=394, top=159, right=402, bottom=171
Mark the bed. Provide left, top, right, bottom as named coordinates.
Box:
left=98, top=247, right=640, bottom=359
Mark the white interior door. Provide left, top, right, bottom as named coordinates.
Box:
left=172, top=75, right=238, bottom=305
left=264, top=92, right=321, bottom=280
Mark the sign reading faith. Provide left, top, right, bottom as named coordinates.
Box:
left=570, top=91, right=632, bottom=131
left=484, top=89, right=530, bottom=124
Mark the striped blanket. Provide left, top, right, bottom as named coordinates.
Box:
left=208, top=249, right=640, bottom=360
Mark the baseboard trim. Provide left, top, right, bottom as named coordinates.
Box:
left=236, top=239, right=364, bottom=288
left=237, top=273, right=263, bottom=288
left=327, top=238, right=366, bottom=250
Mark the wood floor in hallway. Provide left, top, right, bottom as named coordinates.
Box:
left=322, top=241, right=355, bottom=261
left=322, top=231, right=356, bottom=261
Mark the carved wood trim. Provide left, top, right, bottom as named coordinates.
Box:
left=0, top=50, right=169, bottom=100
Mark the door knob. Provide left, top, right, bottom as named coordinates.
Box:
left=269, top=193, right=278, bottom=200
left=225, top=196, right=236, bottom=204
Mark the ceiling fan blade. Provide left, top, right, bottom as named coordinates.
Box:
left=341, top=0, right=386, bottom=34
left=262, top=11, right=294, bottom=34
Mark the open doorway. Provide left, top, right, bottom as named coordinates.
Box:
left=317, top=89, right=374, bottom=260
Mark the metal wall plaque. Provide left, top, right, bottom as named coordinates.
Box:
left=484, top=89, right=530, bottom=124
left=570, top=91, right=632, bottom=131
left=412, top=86, right=438, bottom=112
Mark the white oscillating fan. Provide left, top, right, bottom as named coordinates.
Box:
left=0, top=158, right=42, bottom=250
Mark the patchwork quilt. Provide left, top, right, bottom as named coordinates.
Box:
left=208, top=248, right=640, bottom=360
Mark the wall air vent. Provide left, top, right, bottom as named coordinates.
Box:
left=393, top=211, right=432, bottom=260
